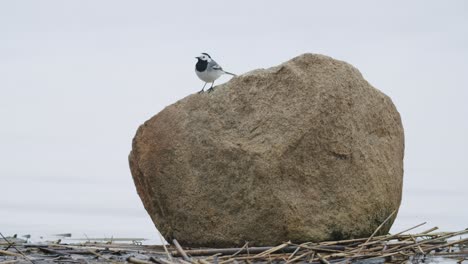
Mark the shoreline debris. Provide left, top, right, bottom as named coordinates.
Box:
left=1, top=225, right=467, bottom=263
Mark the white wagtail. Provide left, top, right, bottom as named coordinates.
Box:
left=195, top=53, right=236, bottom=93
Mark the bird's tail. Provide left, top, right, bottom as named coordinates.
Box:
left=223, top=71, right=237, bottom=76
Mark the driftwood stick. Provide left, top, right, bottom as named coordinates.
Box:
left=320, top=236, right=387, bottom=245
left=320, top=231, right=431, bottom=246
left=152, top=258, right=174, bottom=264
left=316, top=253, right=330, bottom=264
left=330, top=222, right=426, bottom=259
left=410, top=235, right=424, bottom=254
left=383, top=229, right=468, bottom=254
left=174, top=245, right=343, bottom=257
left=204, top=253, right=222, bottom=260
left=178, top=259, right=192, bottom=264
left=38, top=248, right=97, bottom=255
left=36, top=247, right=69, bottom=256
left=286, top=251, right=313, bottom=263
left=158, top=233, right=173, bottom=262
left=149, top=257, right=166, bottom=264
left=197, top=259, right=212, bottom=264
left=341, top=222, right=427, bottom=256
left=356, top=209, right=397, bottom=254
left=220, top=254, right=291, bottom=261
left=349, top=230, right=445, bottom=257
left=321, top=233, right=419, bottom=246
left=172, top=239, right=191, bottom=262
left=286, top=244, right=303, bottom=261
left=87, top=249, right=112, bottom=262
left=364, top=251, right=404, bottom=261
left=0, top=249, right=22, bottom=257
left=43, top=243, right=162, bottom=255
left=307, top=251, right=316, bottom=263
left=374, top=222, right=427, bottom=242
left=0, top=233, right=34, bottom=264
left=127, top=257, right=155, bottom=264
left=420, top=227, right=439, bottom=234
left=322, top=223, right=438, bottom=259
left=0, top=261, right=20, bottom=264
left=423, top=238, right=468, bottom=253
left=291, top=243, right=345, bottom=253
left=229, top=242, right=249, bottom=258
left=254, top=243, right=289, bottom=257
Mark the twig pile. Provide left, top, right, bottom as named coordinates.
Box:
left=1, top=224, right=467, bottom=264
left=163, top=224, right=468, bottom=264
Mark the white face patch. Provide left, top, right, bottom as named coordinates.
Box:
left=199, top=54, right=211, bottom=61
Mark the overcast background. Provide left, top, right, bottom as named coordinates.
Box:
left=1, top=1, right=467, bottom=243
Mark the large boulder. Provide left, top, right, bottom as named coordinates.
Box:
left=129, top=53, right=404, bottom=247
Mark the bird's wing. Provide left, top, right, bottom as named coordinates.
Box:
left=209, top=60, right=223, bottom=71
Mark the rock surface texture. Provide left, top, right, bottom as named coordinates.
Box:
left=129, top=53, right=404, bottom=247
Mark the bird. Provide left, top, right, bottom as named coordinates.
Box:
left=195, top=53, right=236, bottom=93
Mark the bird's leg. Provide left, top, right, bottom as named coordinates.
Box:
left=198, top=83, right=207, bottom=94
left=207, top=81, right=215, bottom=93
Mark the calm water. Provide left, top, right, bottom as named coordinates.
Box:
left=0, top=177, right=161, bottom=244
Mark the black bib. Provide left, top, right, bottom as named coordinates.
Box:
left=196, top=59, right=208, bottom=72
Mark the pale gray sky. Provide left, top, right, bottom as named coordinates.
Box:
left=1, top=1, right=467, bottom=241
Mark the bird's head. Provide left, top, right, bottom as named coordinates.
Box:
left=195, top=53, right=211, bottom=62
